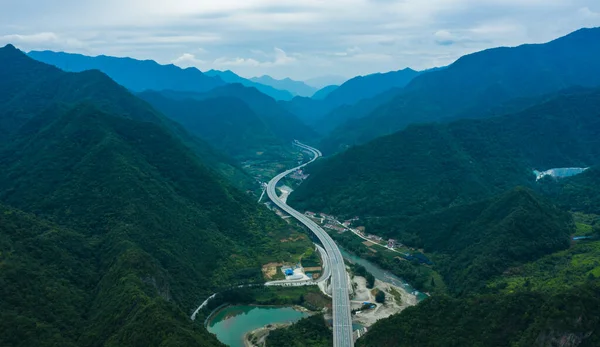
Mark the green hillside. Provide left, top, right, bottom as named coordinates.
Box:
left=0, top=44, right=250, bottom=188
left=289, top=87, right=600, bottom=220
left=539, top=167, right=600, bottom=215
left=402, top=188, right=573, bottom=294
left=0, top=45, right=313, bottom=346
left=266, top=315, right=332, bottom=347
left=138, top=91, right=289, bottom=161
left=357, top=281, right=600, bottom=347
left=157, top=84, right=317, bottom=143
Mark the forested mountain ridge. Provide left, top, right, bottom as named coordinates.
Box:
left=323, top=27, right=600, bottom=152
left=28, top=50, right=225, bottom=93
left=1, top=44, right=250, bottom=187
left=280, top=68, right=421, bottom=127
left=0, top=44, right=313, bottom=346
left=289, top=87, right=600, bottom=219
left=357, top=281, right=600, bottom=347
left=324, top=68, right=420, bottom=108
left=154, top=83, right=318, bottom=142
left=138, top=90, right=289, bottom=161
left=205, top=69, right=294, bottom=100
left=250, top=75, right=317, bottom=97
left=402, top=187, right=573, bottom=294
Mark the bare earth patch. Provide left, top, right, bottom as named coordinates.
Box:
left=261, top=262, right=283, bottom=280
left=351, top=276, right=418, bottom=328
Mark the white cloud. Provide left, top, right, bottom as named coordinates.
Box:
left=172, top=53, right=207, bottom=67
left=434, top=30, right=455, bottom=45
left=579, top=7, right=600, bottom=19
left=212, top=47, right=296, bottom=68
left=273, top=47, right=295, bottom=65
left=1, top=32, right=85, bottom=50
left=213, top=56, right=262, bottom=67
left=1, top=0, right=599, bottom=79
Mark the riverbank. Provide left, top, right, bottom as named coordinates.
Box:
left=350, top=275, right=417, bottom=327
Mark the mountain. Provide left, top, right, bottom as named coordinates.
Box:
left=324, top=68, right=420, bottom=107
left=304, top=75, right=347, bottom=89
left=1, top=45, right=249, bottom=187
left=27, top=50, right=224, bottom=93
left=323, top=27, right=600, bottom=152
left=539, top=167, right=600, bottom=215
left=403, top=188, right=573, bottom=294
left=289, top=87, right=600, bottom=226
left=0, top=44, right=313, bottom=346
left=357, top=281, right=600, bottom=347
left=157, top=84, right=318, bottom=143
left=204, top=70, right=294, bottom=100
left=318, top=87, right=401, bottom=133
left=137, top=90, right=289, bottom=161
left=311, top=85, right=338, bottom=100
left=250, top=75, right=317, bottom=97
left=281, top=68, right=421, bottom=128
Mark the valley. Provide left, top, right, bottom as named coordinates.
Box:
left=1, top=10, right=600, bottom=347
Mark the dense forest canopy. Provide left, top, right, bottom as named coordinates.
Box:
left=0, top=44, right=313, bottom=346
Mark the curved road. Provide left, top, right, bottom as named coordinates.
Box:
left=267, top=141, right=354, bottom=347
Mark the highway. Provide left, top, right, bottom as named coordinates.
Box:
left=267, top=141, right=354, bottom=347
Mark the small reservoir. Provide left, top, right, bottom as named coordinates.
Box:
left=207, top=305, right=309, bottom=347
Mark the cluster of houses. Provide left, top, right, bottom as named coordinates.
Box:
left=289, top=169, right=309, bottom=180
left=324, top=223, right=346, bottom=232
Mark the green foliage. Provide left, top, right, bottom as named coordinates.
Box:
left=0, top=46, right=313, bottom=346
left=489, top=238, right=600, bottom=294
left=138, top=91, right=299, bottom=162
left=0, top=44, right=251, bottom=188
left=375, top=291, right=386, bottom=303
left=538, top=167, right=600, bottom=215
left=300, top=247, right=321, bottom=268
left=402, top=188, right=573, bottom=294
left=330, top=229, right=442, bottom=293
left=266, top=315, right=333, bottom=347
left=357, top=281, right=600, bottom=347
left=351, top=264, right=375, bottom=289
left=291, top=87, right=600, bottom=221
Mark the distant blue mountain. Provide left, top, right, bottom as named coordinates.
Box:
left=281, top=68, right=421, bottom=128
left=304, top=75, right=348, bottom=89
left=205, top=70, right=294, bottom=100
left=321, top=27, right=600, bottom=153
left=324, top=68, right=420, bottom=106
left=27, top=50, right=224, bottom=93
left=250, top=75, right=317, bottom=97
left=311, top=85, right=338, bottom=99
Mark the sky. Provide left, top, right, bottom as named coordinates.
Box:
left=1, top=0, right=599, bottom=81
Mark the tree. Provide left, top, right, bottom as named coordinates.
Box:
left=375, top=291, right=386, bottom=303
left=366, top=273, right=375, bottom=289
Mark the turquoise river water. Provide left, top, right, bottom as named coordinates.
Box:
left=207, top=305, right=309, bottom=347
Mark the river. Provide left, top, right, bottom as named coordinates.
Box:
left=206, top=305, right=309, bottom=347
left=339, top=246, right=429, bottom=302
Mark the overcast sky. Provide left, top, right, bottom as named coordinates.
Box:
left=1, top=0, right=599, bottom=80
